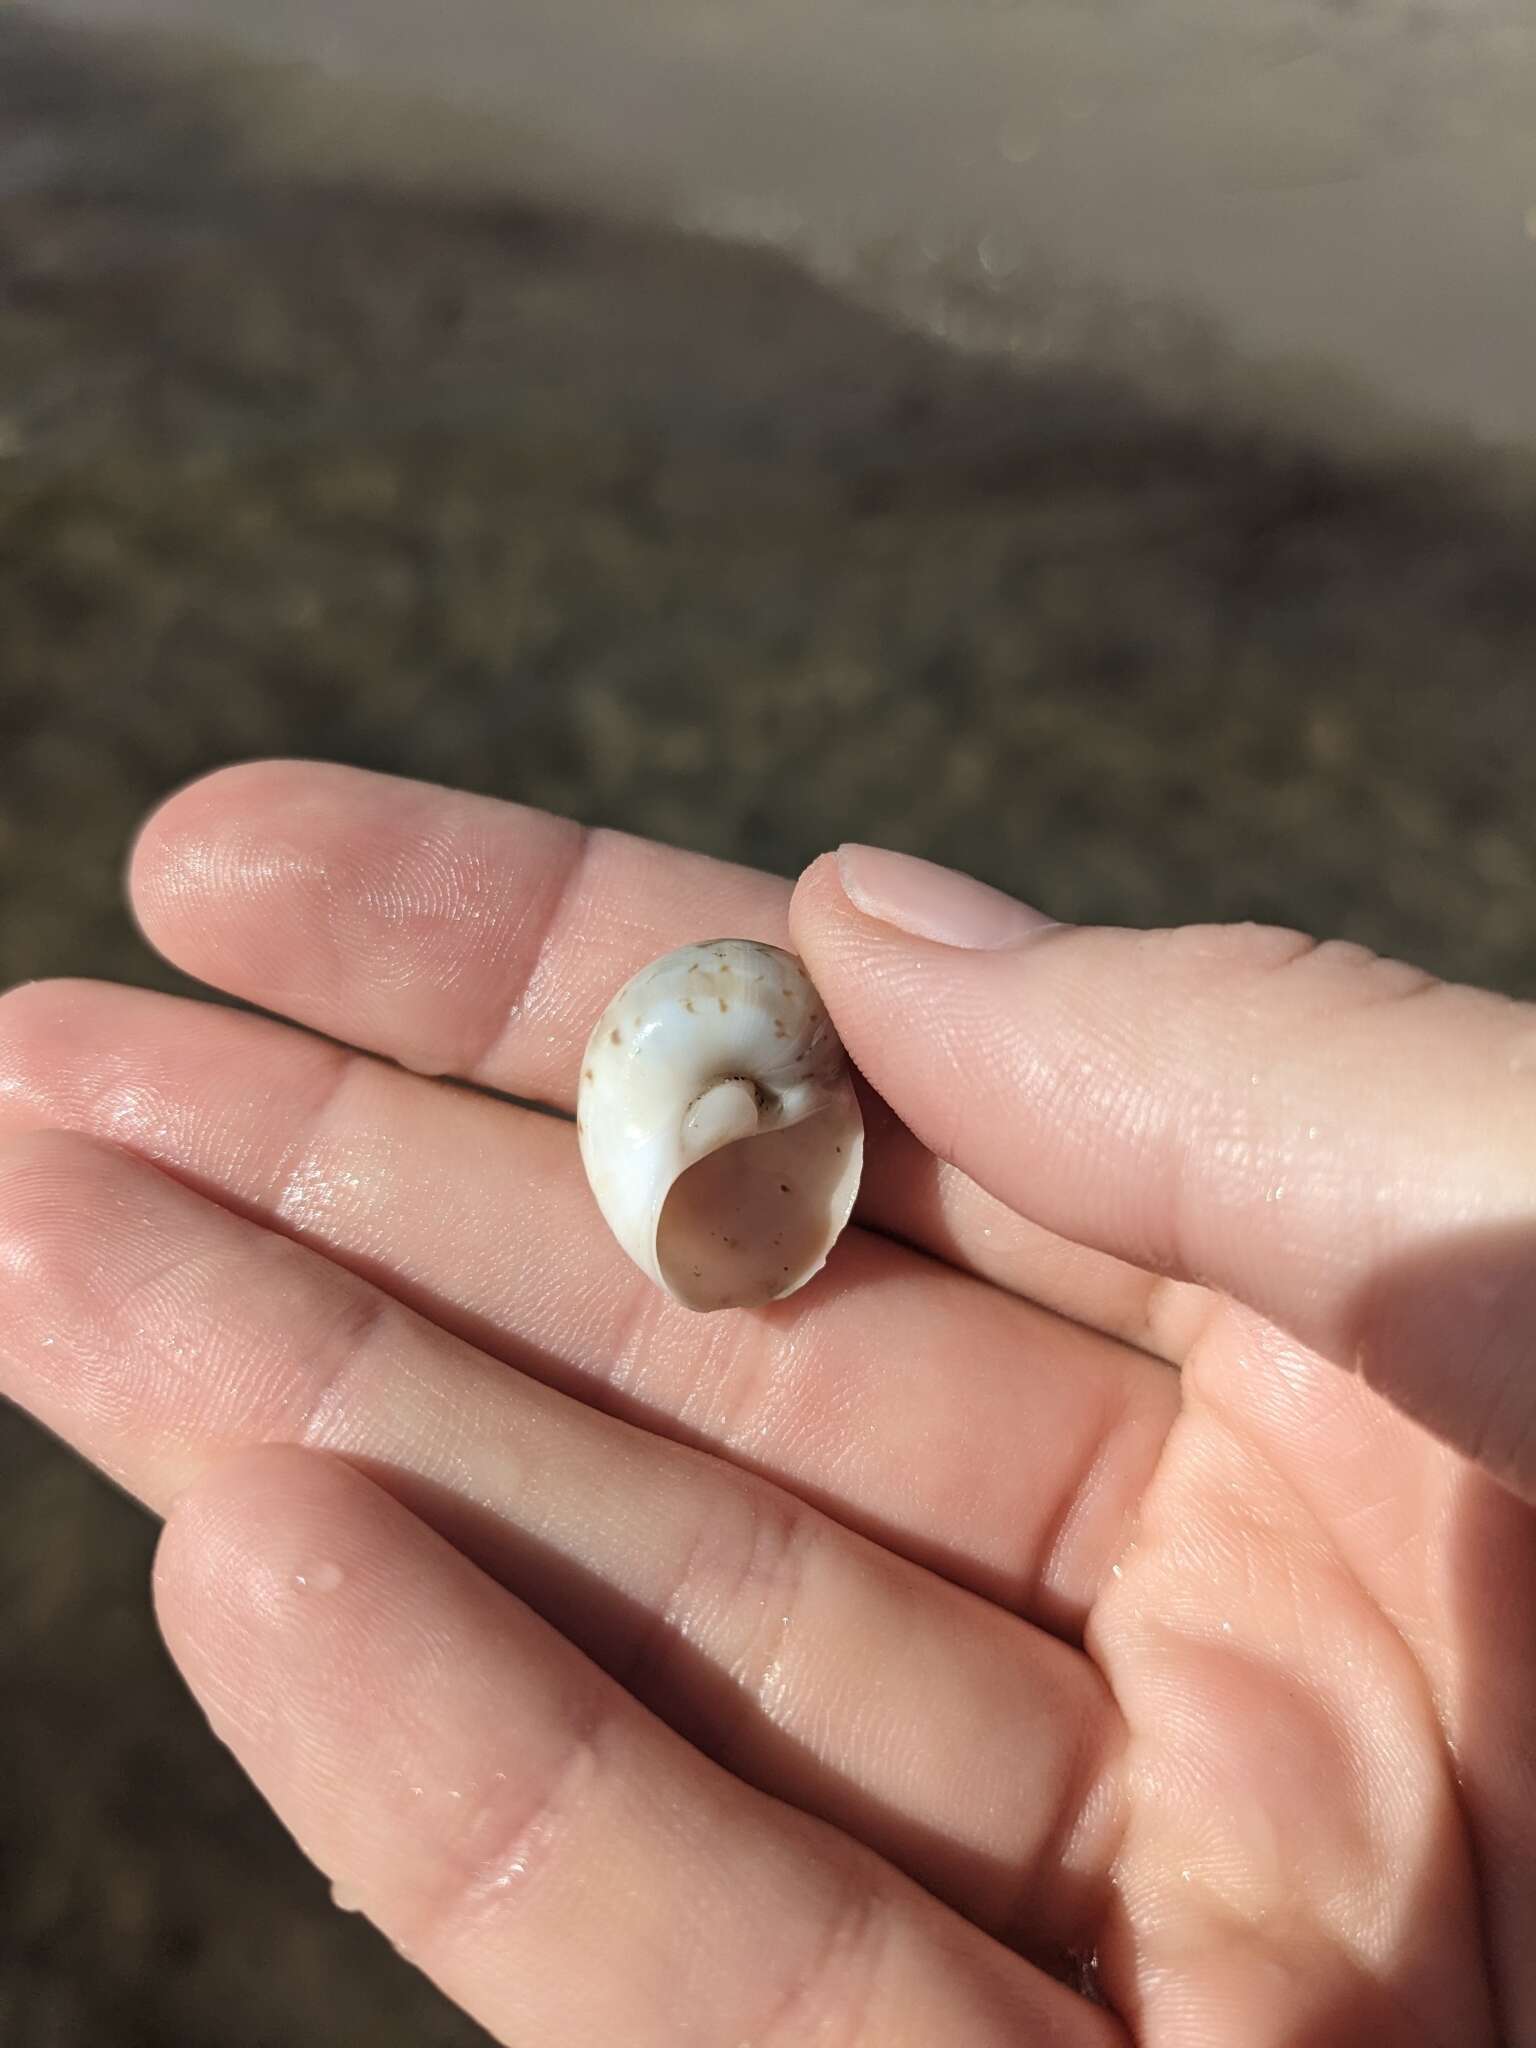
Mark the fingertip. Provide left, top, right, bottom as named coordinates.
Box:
left=131, top=757, right=277, bottom=877
left=130, top=760, right=288, bottom=927
left=786, top=848, right=849, bottom=946
left=0, top=980, right=107, bottom=1129
left=157, top=1440, right=376, bottom=1567
left=788, top=846, right=841, bottom=901
left=794, top=845, right=1062, bottom=967
left=0, top=1124, right=141, bottom=1286
left=152, top=1442, right=269, bottom=1693
left=155, top=1441, right=323, bottom=1588
left=129, top=759, right=368, bottom=997
left=153, top=1444, right=390, bottom=1696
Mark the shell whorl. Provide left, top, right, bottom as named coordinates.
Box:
left=577, top=940, right=864, bottom=1311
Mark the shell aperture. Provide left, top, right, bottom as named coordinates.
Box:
left=577, top=940, right=864, bottom=1311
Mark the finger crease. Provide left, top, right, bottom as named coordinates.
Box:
left=743, top=1858, right=887, bottom=2048
left=464, top=820, right=595, bottom=1085
left=726, top=1503, right=812, bottom=1725
left=1006, top=1671, right=1125, bottom=1954
left=268, top=1044, right=370, bottom=1230
left=611, top=1477, right=810, bottom=1770
left=291, top=1280, right=398, bottom=1449
left=590, top=1269, right=669, bottom=1413
left=403, top=1684, right=615, bottom=1960
left=714, top=1313, right=797, bottom=1460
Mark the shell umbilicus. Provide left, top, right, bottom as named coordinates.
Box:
left=577, top=940, right=863, bottom=1311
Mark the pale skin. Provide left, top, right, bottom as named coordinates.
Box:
left=1, top=762, right=1532, bottom=2048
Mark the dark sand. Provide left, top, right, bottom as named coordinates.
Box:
left=1, top=14, right=1533, bottom=2045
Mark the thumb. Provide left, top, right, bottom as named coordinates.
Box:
left=790, top=845, right=1536, bottom=1498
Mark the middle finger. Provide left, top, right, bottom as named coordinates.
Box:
left=0, top=977, right=1178, bottom=1632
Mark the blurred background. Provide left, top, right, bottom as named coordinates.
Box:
left=2, top=5, right=1534, bottom=2043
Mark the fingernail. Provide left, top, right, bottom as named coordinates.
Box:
left=835, top=845, right=1059, bottom=949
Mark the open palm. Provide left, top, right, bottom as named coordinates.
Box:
left=1, top=762, right=1531, bottom=2047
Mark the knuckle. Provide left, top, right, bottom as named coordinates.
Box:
left=268, top=1044, right=368, bottom=1227
left=461, top=819, right=596, bottom=1078
left=722, top=1490, right=818, bottom=1721
left=403, top=1690, right=616, bottom=1959
left=284, top=1264, right=398, bottom=1447
left=612, top=1468, right=813, bottom=1751
left=748, top=1866, right=889, bottom=2048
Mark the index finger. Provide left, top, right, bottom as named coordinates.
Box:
left=131, top=759, right=786, bottom=1101
left=129, top=760, right=1198, bottom=1354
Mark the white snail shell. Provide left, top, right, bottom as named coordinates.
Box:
left=577, top=940, right=864, bottom=1312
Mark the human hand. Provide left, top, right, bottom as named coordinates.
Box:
left=1, top=762, right=1530, bottom=2046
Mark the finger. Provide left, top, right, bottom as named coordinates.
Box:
left=129, top=759, right=779, bottom=1095
left=0, top=980, right=1178, bottom=1630
left=155, top=1447, right=1122, bottom=2048
left=127, top=758, right=1199, bottom=1351
left=859, top=1086, right=1214, bottom=1364
left=791, top=845, right=1536, bottom=1496
left=0, top=1127, right=1126, bottom=1945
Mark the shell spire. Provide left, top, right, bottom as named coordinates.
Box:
left=577, top=940, right=864, bottom=1311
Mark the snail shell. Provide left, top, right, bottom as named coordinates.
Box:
left=577, top=940, right=864, bottom=1312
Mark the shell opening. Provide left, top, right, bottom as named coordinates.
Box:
left=655, top=1112, right=861, bottom=1313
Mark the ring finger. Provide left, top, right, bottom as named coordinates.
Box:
left=0, top=1125, right=1125, bottom=1950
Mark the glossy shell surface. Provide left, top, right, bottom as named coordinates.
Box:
left=578, top=940, right=864, bottom=1311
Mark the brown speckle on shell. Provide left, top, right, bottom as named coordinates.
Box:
left=579, top=937, right=862, bottom=1313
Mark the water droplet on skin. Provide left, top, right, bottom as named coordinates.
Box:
left=331, top=1880, right=365, bottom=1914
left=294, top=1561, right=345, bottom=1593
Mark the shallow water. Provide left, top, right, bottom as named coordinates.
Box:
left=32, top=0, right=1536, bottom=447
